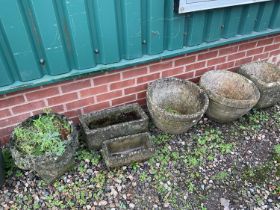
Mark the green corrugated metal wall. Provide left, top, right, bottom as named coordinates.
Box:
left=0, top=0, right=280, bottom=94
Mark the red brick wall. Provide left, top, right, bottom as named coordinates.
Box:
left=1, top=34, right=280, bottom=144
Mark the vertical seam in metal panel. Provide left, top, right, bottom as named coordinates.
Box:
left=0, top=20, right=20, bottom=81
left=141, top=0, right=147, bottom=55
left=184, top=13, right=190, bottom=46
left=84, top=0, right=100, bottom=64
left=222, top=7, right=231, bottom=38
left=218, top=9, right=225, bottom=41
left=163, top=0, right=169, bottom=50
left=52, top=0, right=76, bottom=70
left=0, top=37, right=14, bottom=83
left=254, top=2, right=265, bottom=31
left=238, top=5, right=249, bottom=35
left=203, top=11, right=211, bottom=43
left=115, top=0, right=125, bottom=59
left=17, top=0, right=47, bottom=76
left=269, top=1, right=279, bottom=29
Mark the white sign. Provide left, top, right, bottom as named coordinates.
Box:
left=175, top=0, right=272, bottom=13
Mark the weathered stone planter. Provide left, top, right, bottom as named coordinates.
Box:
left=10, top=113, right=78, bottom=184
left=101, top=133, right=154, bottom=168
left=147, top=78, right=209, bottom=134
left=0, top=149, right=4, bottom=188
left=238, top=61, right=280, bottom=108
left=199, top=70, right=260, bottom=123
left=80, top=103, right=149, bottom=150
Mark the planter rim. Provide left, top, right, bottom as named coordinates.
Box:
left=147, top=77, right=209, bottom=121
left=239, top=61, right=280, bottom=88
left=79, top=103, right=148, bottom=133
left=10, top=113, right=76, bottom=162
left=101, top=132, right=154, bottom=168
left=200, top=70, right=260, bottom=109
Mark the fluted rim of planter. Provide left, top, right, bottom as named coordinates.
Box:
left=200, top=70, right=260, bottom=109
left=238, top=61, right=280, bottom=88
left=10, top=113, right=78, bottom=171
left=147, top=77, right=209, bottom=121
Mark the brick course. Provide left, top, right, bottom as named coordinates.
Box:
left=0, top=34, right=280, bottom=144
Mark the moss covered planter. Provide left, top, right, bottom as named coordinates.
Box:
left=199, top=70, right=260, bottom=123
left=101, top=133, right=154, bottom=168
left=238, top=62, right=280, bottom=108
left=0, top=149, right=4, bottom=188
left=10, top=113, right=78, bottom=184
left=147, top=78, right=209, bottom=134
left=80, top=103, right=149, bottom=150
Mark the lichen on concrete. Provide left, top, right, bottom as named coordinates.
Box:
left=79, top=103, right=149, bottom=150
left=238, top=61, right=280, bottom=108
left=199, top=70, right=260, bottom=123
left=10, top=114, right=79, bottom=184
left=147, top=77, right=209, bottom=134
left=101, top=132, right=154, bottom=168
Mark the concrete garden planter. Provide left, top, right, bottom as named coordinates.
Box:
left=101, top=133, right=154, bottom=168
left=10, top=113, right=78, bottom=184
left=199, top=70, right=260, bottom=123
left=80, top=103, right=149, bottom=150
left=0, top=149, right=4, bottom=188
left=238, top=61, right=280, bottom=108
left=147, top=78, right=209, bottom=134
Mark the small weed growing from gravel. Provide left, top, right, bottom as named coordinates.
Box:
left=15, top=170, right=23, bottom=177
left=152, top=133, right=172, bottom=145
left=186, top=181, right=196, bottom=193
left=274, top=112, right=280, bottom=125
left=238, top=109, right=270, bottom=131
left=242, top=164, right=272, bottom=184
left=76, top=149, right=101, bottom=165
left=131, top=162, right=140, bottom=172
left=93, top=172, right=106, bottom=188
left=274, top=144, right=280, bottom=155
left=219, top=143, right=234, bottom=154
left=212, top=171, right=229, bottom=181
left=139, top=171, right=148, bottom=182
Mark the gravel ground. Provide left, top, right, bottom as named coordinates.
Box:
left=0, top=104, right=280, bottom=210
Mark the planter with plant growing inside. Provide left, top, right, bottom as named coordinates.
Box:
left=10, top=111, right=78, bottom=184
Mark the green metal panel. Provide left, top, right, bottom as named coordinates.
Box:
left=146, top=0, right=165, bottom=55
left=0, top=45, right=14, bottom=86
left=31, top=0, right=70, bottom=75
left=92, top=0, right=120, bottom=64
left=270, top=2, right=280, bottom=28
left=255, top=1, right=275, bottom=31
left=0, top=0, right=42, bottom=82
left=204, top=9, right=225, bottom=42
left=239, top=4, right=260, bottom=34
left=118, top=0, right=142, bottom=60
left=65, top=0, right=95, bottom=69
left=165, top=0, right=185, bottom=50
left=0, top=0, right=279, bottom=94
left=185, top=11, right=206, bottom=46
left=223, top=6, right=243, bottom=38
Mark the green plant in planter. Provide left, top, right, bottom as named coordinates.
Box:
left=165, top=107, right=181, bottom=115
left=14, top=113, right=71, bottom=156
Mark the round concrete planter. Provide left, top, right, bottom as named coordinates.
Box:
left=10, top=113, right=79, bottom=184
left=238, top=61, right=280, bottom=108
left=199, top=70, right=260, bottom=123
left=147, top=78, right=209, bottom=134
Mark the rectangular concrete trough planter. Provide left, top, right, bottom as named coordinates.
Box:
left=101, top=132, right=154, bottom=168
left=79, top=103, right=149, bottom=149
